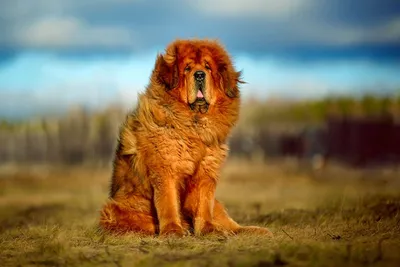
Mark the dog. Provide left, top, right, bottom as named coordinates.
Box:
left=100, top=39, right=272, bottom=237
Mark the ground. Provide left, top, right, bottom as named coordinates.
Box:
left=0, top=159, right=399, bottom=267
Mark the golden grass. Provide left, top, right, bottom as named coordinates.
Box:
left=0, top=160, right=399, bottom=267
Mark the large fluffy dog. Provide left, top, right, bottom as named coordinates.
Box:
left=100, top=39, right=272, bottom=237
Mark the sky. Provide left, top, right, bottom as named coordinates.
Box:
left=1, top=0, right=400, bottom=119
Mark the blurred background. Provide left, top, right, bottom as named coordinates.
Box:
left=0, top=0, right=400, bottom=168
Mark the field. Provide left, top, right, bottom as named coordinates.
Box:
left=0, top=159, right=399, bottom=267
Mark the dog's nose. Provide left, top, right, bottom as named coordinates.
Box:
left=194, top=71, right=205, bottom=81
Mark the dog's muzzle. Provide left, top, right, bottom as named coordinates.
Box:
left=190, top=71, right=209, bottom=113
left=194, top=70, right=206, bottom=97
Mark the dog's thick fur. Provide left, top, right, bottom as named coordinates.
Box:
left=100, top=39, right=272, bottom=236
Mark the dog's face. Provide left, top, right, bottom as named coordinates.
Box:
left=154, top=39, right=243, bottom=114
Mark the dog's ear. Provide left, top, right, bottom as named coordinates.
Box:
left=219, top=65, right=244, bottom=98
left=154, top=46, right=179, bottom=90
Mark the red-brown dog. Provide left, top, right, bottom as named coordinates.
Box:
left=100, top=39, right=272, bottom=237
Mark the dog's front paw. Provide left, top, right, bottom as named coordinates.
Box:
left=194, top=219, right=230, bottom=237
left=160, top=223, right=187, bottom=237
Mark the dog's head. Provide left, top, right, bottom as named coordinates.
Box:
left=153, top=39, right=243, bottom=114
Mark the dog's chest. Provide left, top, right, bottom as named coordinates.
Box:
left=143, top=117, right=223, bottom=177
left=165, top=132, right=206, bottom=177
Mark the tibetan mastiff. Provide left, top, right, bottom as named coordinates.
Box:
left=100, top=39, right=272, bottom=237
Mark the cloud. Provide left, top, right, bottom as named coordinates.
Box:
left=14, top=16, right=136, bottom=49
left=366, top=17, right=400, bottom=43
left=279, top=16, right=400, bottom=46
left=0, top=0, right=399, bottom=62
left=302, top=16, right=400, bottom=46
left=190, top=0, right=311, bottom=18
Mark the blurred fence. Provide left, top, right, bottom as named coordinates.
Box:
left=326, top=116, right=400, bottom=166
left=231, top=117, right=400, bottom=167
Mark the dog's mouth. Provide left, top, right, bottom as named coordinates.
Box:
left=190, top=88, right=209, bottom=113
left=196, top=89, right=205, bottom=102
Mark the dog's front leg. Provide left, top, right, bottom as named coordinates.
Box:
left=153, top=175, right=186, bottom=236
left=187, top=174, right=220, bottom=236
left=183, top=154, right=226, bottom=236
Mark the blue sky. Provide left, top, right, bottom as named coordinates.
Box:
left=1, top=0, right=400, bottom=119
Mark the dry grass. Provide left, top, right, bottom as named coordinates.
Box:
left=0, top=159, right=399, bottom=267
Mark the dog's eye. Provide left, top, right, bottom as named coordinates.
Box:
left=184, top=65, right=191, bottom=72
left=205, top=63, right=211, bottom=70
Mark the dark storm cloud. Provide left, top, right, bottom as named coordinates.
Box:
left=312, top=0, right=400, bottom=27
left=0, top=0, right=399, bottom=62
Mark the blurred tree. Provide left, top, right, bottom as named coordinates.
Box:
left=336, top=97, right=355, bottom=117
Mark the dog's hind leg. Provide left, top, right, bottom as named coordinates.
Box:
left=100, top=195, right=157, bottom=235
left=212, top=199, right=240, bottom=234
left=213, top=199, right=273, bottom=237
